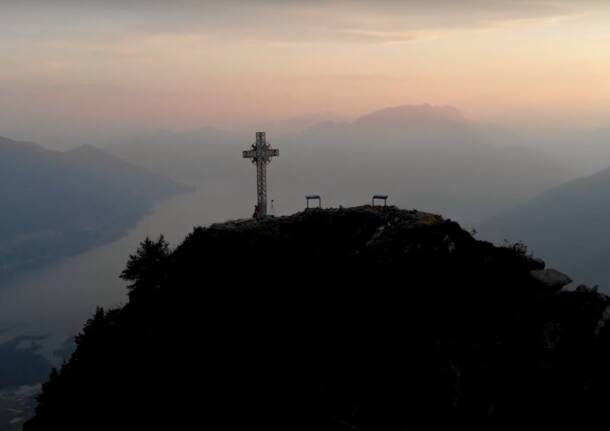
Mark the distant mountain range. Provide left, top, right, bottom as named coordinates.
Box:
left=279, top=105, right=574, bottom=222
left=107, top=105, right=574, bottom=223
left=0, top=136, right=189, bottom=283
left=354, top=104, right=467, bottom=129
left=479, top=166, right=610, bottom=288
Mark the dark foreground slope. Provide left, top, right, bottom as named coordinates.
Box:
left=25, top=207, right=610, bottom=430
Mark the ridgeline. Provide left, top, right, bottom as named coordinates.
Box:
left=25, top=206, right=610, bottom=430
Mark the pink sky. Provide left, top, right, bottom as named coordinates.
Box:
left=2, top=0, right=610, bottom=141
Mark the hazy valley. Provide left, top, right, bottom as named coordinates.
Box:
left=0, top=137, right=188, bottom=284
left=3, top=104, right=610, bottom=430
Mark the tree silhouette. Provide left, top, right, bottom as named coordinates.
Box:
left=120, top=235, right=170, bottom=300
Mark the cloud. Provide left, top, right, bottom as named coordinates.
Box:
left=1, top=0, right=601, bottom=44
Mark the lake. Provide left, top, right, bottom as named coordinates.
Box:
left=0, top=181, right=257, bottom=361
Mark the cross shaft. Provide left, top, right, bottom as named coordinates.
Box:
left=242, top=132, right=279, bottom=218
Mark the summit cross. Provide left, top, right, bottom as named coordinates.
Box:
left=242, top=132, right=279, bottom=218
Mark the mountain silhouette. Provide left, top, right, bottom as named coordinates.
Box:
left=480, top=165, right=610, bottom=289
left=24, top=206, right=610, bottom=430
left=354, top=104, right=467, bottom=129
left=0, top=136, right=189, bottom=282
left=108, top=105, right=571, bottom=223
left=276, top=106, right=570, bottom=221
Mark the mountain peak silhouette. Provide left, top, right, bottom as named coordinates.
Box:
left=354, top=104, right=466, bottom=129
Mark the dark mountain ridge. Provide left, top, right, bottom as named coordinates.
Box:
left=24, top=206, right=610, bottom=430
left=479, top=165, right=610, bottom=289
left=0, top=136, right=189, bottom=282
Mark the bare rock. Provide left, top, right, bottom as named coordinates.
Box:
left=529, top=268, right=572, bottom=292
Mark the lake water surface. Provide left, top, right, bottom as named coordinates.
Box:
left=0, top=181, right=255, bottom=359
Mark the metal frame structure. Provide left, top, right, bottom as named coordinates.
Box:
left=305, top=195, right=322, bottom=209
left=372, top=194, right=388, bottom=207
left=243, top=132, right=279, bottom=218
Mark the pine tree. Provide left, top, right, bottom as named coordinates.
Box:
left=120, top=235, right=170, bottom=299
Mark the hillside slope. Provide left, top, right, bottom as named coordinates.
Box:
left=479, top=166, right=610, bottom=289
left=0, top=137, right=189, bottom=282
left=25, top=206, right=610, bottom=430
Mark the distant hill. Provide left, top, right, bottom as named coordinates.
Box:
left=276, top=105, right=572, bottom=221
left=107, top=127, right=246, bottom=183
left=354, top=104, right=467, bottom=129
left=0, top=136, right=189, bottom=282
left=24, top=206, right=610, bottom=430
left=479, top=166, right=610, bottom=289
left=107, top=105, right=572, bottom=223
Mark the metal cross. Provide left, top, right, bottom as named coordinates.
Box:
left=242, top=132, right=279, bottom=218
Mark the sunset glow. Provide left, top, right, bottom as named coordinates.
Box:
left=2, top=1, right=610, bottom=139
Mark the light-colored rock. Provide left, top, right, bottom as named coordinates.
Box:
left=529, top=268, right=572, bottom=291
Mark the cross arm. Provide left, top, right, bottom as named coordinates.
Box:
left=260, top=148, right=279, bottom=162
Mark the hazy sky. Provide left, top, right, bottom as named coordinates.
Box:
left=2, top=0, right=610, bottom=142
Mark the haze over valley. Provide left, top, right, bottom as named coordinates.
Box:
left=4, top=1, right=610, bottom=429
left=0, top=136, right=188, bottom=283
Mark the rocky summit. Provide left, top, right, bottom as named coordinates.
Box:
left=25, top=206, right=610, bottom=430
